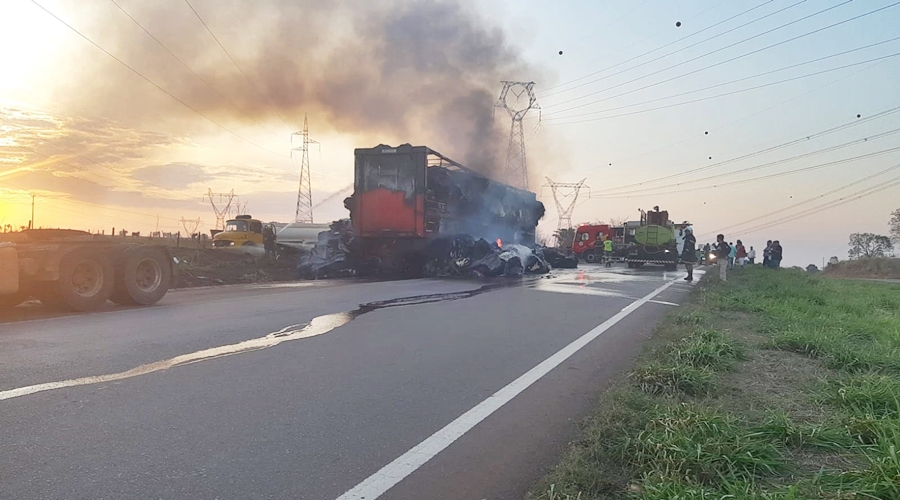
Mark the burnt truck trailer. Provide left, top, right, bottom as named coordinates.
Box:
left=346, top=144, right=545, bottom=274
left=0, top=229, right=174, bottom=312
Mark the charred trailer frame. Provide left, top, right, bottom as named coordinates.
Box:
left=348, top=144, right=544, bottom=274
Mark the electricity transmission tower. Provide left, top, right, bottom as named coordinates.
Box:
left=205, top=188, right=235, bottom=230
left=291, top=114, right=319, bottom=223
left=495, top=81, right=540, bottom=190
left=228, top=199, right=249, bottom=219
left=180, top=217, right=202, bottom=237
left=544, top=177, right=589, bottom=231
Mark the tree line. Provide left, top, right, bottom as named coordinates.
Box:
left=846, top=208, right=900, bottom=259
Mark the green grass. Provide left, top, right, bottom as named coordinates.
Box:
left=531, top=267, right=900, bottom=500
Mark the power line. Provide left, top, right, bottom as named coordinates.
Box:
left=0, top=115, right=129, bottom=176
left=545, top=1, right=898, bottom=114
left=727, top=175, right=900, bottom=237
left=1, top=116, right=200, bottom=202
left=602, top=56, right=895, bottom=169
left=595, top=103, right=900, bottom=193
left=1, top=146, right=194, bottom=222
left=181, top=0, right=297, bottom=134
left=541, top=0, right=778, bottom=97
left=544, top=39, right=900, bottom=122
left=560, top=0, right=655, bottom=55
left=544, top=52, right=900, bottom=126
left=28, top=0, right=290, bottom=159
left=596, top=146, right=900, bottom=199
left=699, top=162, right=900, bottom=238
left=107, top=0, right=290, bottom=143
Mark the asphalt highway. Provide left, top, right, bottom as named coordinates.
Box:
left=0, top=265, right=700, bottom=500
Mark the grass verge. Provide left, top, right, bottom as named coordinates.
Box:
left=531, top=267, right=900, bottom=500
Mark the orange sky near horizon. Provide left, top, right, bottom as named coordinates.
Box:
left=2, top=0, right=900, bottom=266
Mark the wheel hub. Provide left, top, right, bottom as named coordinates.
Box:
left=134, top=258, right=162, bottom=293
left=71, top=261, right=103, bottom=297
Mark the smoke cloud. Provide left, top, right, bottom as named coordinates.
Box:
left=60, top=0, right=541, bottom=181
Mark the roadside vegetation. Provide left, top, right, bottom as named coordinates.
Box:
left=825, top=257, right=900, bottom=280
left=172, top=248, right=297, bottom=288
left=532, top=267, right=900, bottom=500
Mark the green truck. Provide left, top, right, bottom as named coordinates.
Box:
left=625, top=207, right=690, bottom=271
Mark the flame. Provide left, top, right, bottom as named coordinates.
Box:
left=496, top=238, right=503, bottom=248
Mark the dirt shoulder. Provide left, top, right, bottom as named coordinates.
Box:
left=530, top=267, right=900, bottom=499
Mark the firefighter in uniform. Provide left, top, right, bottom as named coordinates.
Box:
left=603, top=237, right=614, bottom=267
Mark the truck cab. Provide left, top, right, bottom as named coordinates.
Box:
left=572, top=224, right=612, bottom=263
left=212, top=215, right=264, bottom=248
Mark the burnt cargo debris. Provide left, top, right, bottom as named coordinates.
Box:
left=296, top=219, right=356, bottom=279
left=343, top=144, right=546, bottom=275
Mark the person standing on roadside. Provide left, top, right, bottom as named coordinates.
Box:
left=747, top=246, right=756, bottom=265
left=735, top=240, right=747, bottom=268
left=263, top=224, right=277, bottom=257
left=603, top=237, right=614, bottom=267
left=715, top=234, right=730, bottom=281
left=681, top=228, right=697, bottom=282
left=770, top=240, right=783, bottom=268
left=763, top=240, right=773, bottom=267
left=728, top=242, right=736, bottom=269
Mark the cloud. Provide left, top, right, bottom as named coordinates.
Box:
left=131, top=162, right=213, bottom=190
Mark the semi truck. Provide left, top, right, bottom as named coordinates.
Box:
left=624, top=207, right=689, bottom=271
left=345, top=144, right=545, bottom=274
left=0, top=229, right=174, bottom=312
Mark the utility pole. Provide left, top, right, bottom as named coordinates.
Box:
left=495, top=81, right=540, bottom=190
left=29, top=194, right=35, bottom=230
left=205, top=189, right=236, bottom=231
left=291, top=114, right=319, bottom=223
left=543, top=177, right=589, bottom=232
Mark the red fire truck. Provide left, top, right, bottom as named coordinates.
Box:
left=572, top=224, right=613, bottom=263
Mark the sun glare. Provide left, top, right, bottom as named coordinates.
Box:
left=0, top=2, right=67, bottom=93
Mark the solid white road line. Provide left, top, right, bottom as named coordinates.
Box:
left=334, top=278, right=680, bottom=500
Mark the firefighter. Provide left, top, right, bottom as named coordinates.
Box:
left=603, top=237, right=614, bottom=267
left=263, top=224, right=277, bottom=257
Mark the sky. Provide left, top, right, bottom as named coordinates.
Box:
left=1, top=0, right=899, bottom=267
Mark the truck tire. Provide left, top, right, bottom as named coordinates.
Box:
left=42, top=248, right=115, bottom=311
left=111, top=246, right=172, bottom=306
left=584, top=251, right=598, bottom=264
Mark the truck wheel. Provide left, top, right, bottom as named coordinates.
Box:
left=111, top=247, right=173, bottom=306
left=584, top=251, right=598, bottom=264
left=43, top=249, right=115, bottom=311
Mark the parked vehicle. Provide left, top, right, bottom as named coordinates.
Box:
left=0, top=229, right=174, bottom=311
left=212, top=215, right=264, bottom=248
left=572, top=224, right=612, bottom=263
left=624, top=207, right=690, bottom=271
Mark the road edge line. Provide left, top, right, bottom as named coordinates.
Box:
left=334, top=278, right=680, bottom=500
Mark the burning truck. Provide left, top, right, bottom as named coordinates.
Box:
left=298, top=144, right=554, bottom=278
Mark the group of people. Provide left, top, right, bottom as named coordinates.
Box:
left=679, top=229, right=784, bottom=282
left=761, top=240, right=784, bottom=269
